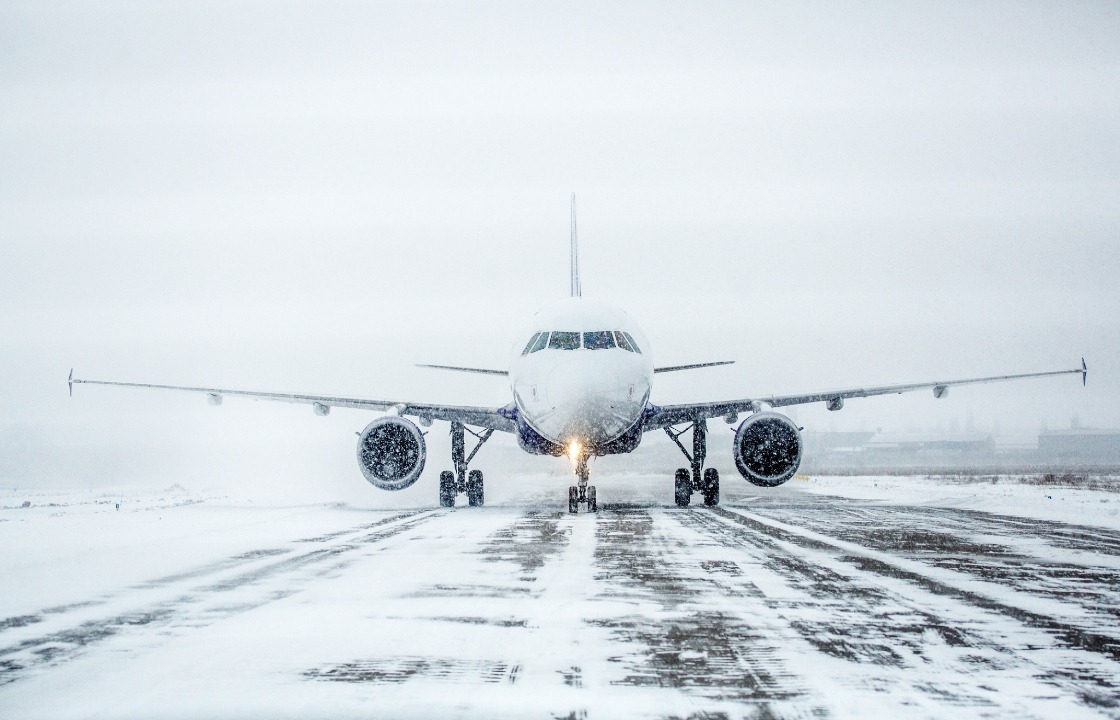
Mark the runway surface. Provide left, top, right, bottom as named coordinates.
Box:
left=2, top=475, right=1119, bottom=719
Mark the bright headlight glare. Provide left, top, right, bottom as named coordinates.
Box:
left=567, top=441, right=581, bottom=463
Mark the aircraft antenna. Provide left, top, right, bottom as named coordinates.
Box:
left=570, top=193, right=581, bottom=297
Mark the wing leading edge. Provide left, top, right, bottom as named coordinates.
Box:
left=644, top=359, right=1087, bottom=430
left=415, top=364, right=508, bottom=376
left=69, top=375, right=516, bottom=432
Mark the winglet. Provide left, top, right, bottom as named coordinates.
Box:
left=569, top=193, right=581, bottom=298
left=68, top=368, right=73, bottom=397
left=1082, top=357, right=1088, bottom=387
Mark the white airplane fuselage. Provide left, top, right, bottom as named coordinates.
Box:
left=509, top=298, right=653, bottom=452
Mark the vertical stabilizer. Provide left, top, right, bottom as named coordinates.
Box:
left=570, top=193, right=581, bottom=297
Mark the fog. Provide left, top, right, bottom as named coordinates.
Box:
left=2, top=1, right=1117, bottom=496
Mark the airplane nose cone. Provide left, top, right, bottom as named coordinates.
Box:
left=545, top=361, right=635, bottom=444
left=547, top=360, right=617, bottom=402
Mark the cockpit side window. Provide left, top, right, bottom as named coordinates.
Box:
left=548, top=331, right=581, bottom=350
left=621, top=331, right=641, bottom=353
left=614, top=331, right=635, bottom=352
left=583, top=331, right=616, bottom=350
left=521, top=332, right=542, bottom=356
left=529, top=332, right=549, bottom=353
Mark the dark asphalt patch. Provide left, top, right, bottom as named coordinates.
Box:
left=594, top=613, right=800, bottom=702
left=428, top=616, right=528, bottom=628
left=0, top=607, right=175, bottom=685
left=702, top=505, right=1120, bottom=709
left=593, top=509, right=694, bottom=603
left=477, top=510, right=570, bottom=576
left=592, top=507, right=808, bottom=707
left=411, top=510, right=571, bottom=600
left=305, top=657, right=516, bottom=684
left=0, top=615, right=41, bottom=631
left=716, top=506, right=1120, bottom=663
left=748, top=501, right=1120, bottom=630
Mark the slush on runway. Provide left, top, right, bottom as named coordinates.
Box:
left=3, top=475, right=1118, bottom=719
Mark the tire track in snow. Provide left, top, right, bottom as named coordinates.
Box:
left=750, top=501, right=1120, bottom=636
left=301, top=506, right=586, bottom=712
left=716, top=505, right=1120, bottom=662
left=589, top=504, right=818, bottom=715
left=687, top=505, right=1120, bottom=713
left=0, top=509, right=425, bottom=641
left=0, top=510, right=436, bottom=686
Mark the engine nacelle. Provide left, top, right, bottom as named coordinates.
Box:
left=356, top=416, right=427, bottom=491
left=733, top=411, right=803, bottom=487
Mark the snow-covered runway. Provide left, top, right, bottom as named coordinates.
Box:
left=2, top=476, right=1119, bottom=719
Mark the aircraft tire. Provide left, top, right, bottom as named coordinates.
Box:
left=703, top=467, right=720, bottom=506
left=568, top=485, right=579, bottom=514
left=467, top=470, right=484, bottom=507
left=439, top=471, right=456, bottom=508
left=588, top=485, right=597, bottom=513
left=674, top=468, right=691, bottom=507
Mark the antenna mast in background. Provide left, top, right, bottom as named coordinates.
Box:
left=570, top=193, right=581, bottom=297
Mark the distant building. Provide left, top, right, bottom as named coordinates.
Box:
left=1038, top=429, right=1120, bottom=464
left=802, top=432, right=875, bottom=456
left=861, top=433, right=995, bottom=462
left=801, top=428, right=1120, bottom=472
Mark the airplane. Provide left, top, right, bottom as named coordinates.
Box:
left=70, top=195, right=1088, bottom=513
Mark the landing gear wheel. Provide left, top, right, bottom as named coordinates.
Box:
left=588, top=485, right=597, bottom=513
left=568, top=485, right=579, bottom=514
left=674, top=468, right=691, bottom=507
left=439, top=471, right=456, bottom=508
left=467, top=469, right=484, bottom=507
left=702, top=467, right=720, bottom=506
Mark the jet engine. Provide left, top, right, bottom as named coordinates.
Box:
left=733, top=411, right=803, bottom=487
left=356, top=416, right=427, bottom=491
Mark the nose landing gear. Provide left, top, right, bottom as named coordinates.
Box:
left=568, top=453, right=597, bottom=514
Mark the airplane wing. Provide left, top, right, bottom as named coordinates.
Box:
left=644, top=359, right=1087, bottom=430
left=654, top=360, right=735, bottom=373
left=69, top=373, right=516, bottom=432
left=416, top=364, right=508, bottom=376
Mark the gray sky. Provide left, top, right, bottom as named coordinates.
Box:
left=1, top=1, right=1117, bottom=492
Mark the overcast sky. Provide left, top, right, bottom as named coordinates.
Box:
left=1, top=1, right=1117, bottom=492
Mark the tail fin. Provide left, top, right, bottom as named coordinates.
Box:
left=569, top=193, right=581, bottom=297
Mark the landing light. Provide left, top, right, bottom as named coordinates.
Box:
left=567, top=441, right=581, bottom=463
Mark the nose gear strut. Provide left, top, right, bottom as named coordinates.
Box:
left=568, top=450, right=597, bottom=513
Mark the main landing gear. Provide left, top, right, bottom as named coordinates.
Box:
left=568, top=452, right=597, bottom=514
left=665, top=418, right=719, bottom=507
left=439, top=420, right=493, bottom=508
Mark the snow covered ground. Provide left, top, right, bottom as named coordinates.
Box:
left=797, top=473, right=1120, bottom=529
left=2, top=473, right=1119, bottom=719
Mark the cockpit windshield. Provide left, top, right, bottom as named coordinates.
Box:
left=529, top=332, right=549, bottom=353
left=614, top=331, right=641, bottom=353
left=524, top=330, right=640, bottom=352
left=583, top=331, right=615, bottom=350
left=548, top=331, right=581, bottom=350
left=521, top=332, right=542, bottom=355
